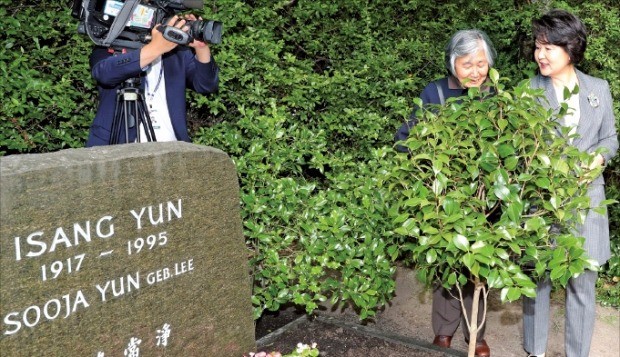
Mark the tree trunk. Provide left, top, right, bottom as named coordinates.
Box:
left=466, top=279, right=486, bottom=357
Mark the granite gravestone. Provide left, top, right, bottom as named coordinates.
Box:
left=0, top=142, right=255, bottom=356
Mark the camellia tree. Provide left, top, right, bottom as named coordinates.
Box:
left=386, top=69, right=612, bottom=357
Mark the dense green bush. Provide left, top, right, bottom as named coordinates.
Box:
left=2, top=0, right=618, bottom=314
left=1, top=1, right=94, bottom=153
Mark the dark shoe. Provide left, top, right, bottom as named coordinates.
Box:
left=432, top=335, right=452, bottom=348
left=475, top=339, right=490, bottom=357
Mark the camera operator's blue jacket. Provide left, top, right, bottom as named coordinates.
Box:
left=86, top=46, right=219, bottom=146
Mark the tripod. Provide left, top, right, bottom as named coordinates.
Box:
left=110, top=77, right=157, bottom=144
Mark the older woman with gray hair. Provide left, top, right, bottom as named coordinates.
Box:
left=395, top=29, right=496, bottom=357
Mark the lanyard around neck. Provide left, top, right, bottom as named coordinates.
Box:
left=145, top=61, right=164, bottom=100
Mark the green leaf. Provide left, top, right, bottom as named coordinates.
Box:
left=393, top=213, right=409, bottom=224
left=506, top=287, right=521, bottom=301
left=489, top=67, right=500, bottom=84
left=504, top=156, right=519, bottom=170
left=495, top=248, right=509, bottom=260
left=494, top=185, right=510, bottom=200
left=497, top=144, right=515, bottom=158
left=426, top=249, right=438, bottom=264
left=537, top=154, right=551, bottom=166
left=470, top=261, right=481, bottom=276
left=498, top=118, right=508, bottom=131
left=535, top=177, right=550, bottom=189
left=521, top=287, right=537, bottom=298
left=506, top=201, right=523, bottom=222
left=550, top=196, right=559, bottom=210
left=583, top=259, right=600, bottom=271
left=422, top=225, right=440, bottom=235
left=486, top=270, right=503, bottom=289
left=474, top=253, right=493, bottom=265
left=442, top=197, right=459, bottom=215
left=479, top=150, right=499, bottom=172
left=563, top=86, right=571, bottom=101
left=448, top=272, right=457, bottom=286
left=550, top=266, right=567, bottom=281
left=524, top=217, right=544, bottom=231
left=463, top=253, right=475, bottom=269
left=471, top=241, right=486, bottom=251
left=552, top=159, right=569, bottom=175
left=453, top=234, right=470, bottom=252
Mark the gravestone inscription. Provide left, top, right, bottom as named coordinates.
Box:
left=0, top=142, right=255, bottom=356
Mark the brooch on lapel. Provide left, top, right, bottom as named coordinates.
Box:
left=587, top=92, right=599, bottom=108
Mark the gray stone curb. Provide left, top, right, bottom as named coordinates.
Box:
left=315, top=315, right=467, bottom=357
left=257, top=313, right=467, bottom=356
left=256, top=314, right=310, bottom=347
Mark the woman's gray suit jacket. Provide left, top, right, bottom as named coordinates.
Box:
left=531, top=69, right=618, bottom=264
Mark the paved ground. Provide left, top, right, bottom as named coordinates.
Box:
left=257, top=266, right=620, bottom=357
left=371, top=267, right=620, bottom=357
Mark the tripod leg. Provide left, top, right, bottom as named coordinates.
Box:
left=125, top=98, right=136, bottom=144
left=111, top=79, right=154, bottom=144
left=110, top=92, right=123, bottom=145
left=137, top=99, right=157, bottom=142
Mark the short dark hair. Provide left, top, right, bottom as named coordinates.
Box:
left=532, top=9, right=587, bottom=64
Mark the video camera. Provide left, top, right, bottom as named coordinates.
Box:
left=71, top=0, right=222, bottom=50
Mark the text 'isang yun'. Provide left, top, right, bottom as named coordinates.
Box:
left=11, top=199, right=183, bottom=261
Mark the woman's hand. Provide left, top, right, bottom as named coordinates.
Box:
left=588, top=153, right=605, bottom=170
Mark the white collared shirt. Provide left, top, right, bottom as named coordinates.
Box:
left=139, top=56, right=177, bottom=142
left=555, top=85, right=580, bottom=140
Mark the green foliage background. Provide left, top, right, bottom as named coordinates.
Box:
left=2, top=0, right=618, bottom=312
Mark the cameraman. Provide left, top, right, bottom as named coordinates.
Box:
left=86, top=14, right=219, bottom=146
